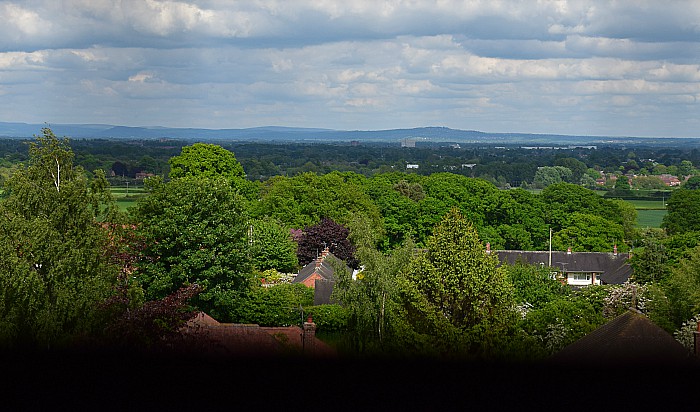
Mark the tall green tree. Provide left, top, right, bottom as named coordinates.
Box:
left=399, top=207, right=516, bottom=357
left=0, top=128, right=119, bottom=347
left=132, top=176, right=252, bottom=311
left=168, top=143, right=258, bottom=200
left=662, top=188, right=700, bottom=235
left=249, top=217, right=299, bottom=273
left=168, top=143, right=245, bottom=181
left=332, top=211, right=414, bottom=353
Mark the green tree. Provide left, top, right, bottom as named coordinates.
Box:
left=533, top=166, right=572, bottom=188
left=168, top=143, right=245, bottom=181
left=678, top=160, right=694, bottom=178
left=663, top=246, right=700, bottom=327
left=505, top=263, right=567, bottom=309
left=662, top=188, right=700, bottom=235
left=168, top=143, right=258, bottom=200
left=554, top=158, right=587, bottom=184
left=254, top=171, right=381, bottom=231
left=682, top=176, right=700, bottom=190
left=0, top=128, right=119, bottom=347
left=249, top=217, right=299, bottom=273
left=132, top=176, right=252, bottom=311
left=399, top=208, right=516, bottom=357
left=552, top=212, right=625, bottom=252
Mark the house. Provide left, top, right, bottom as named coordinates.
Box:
left=548, top=309, right=697, bottom=366
left=179, top=312, right=336, bottom=358
left=659, top=173, right=681, bottom=186
left=493, top=246, right=632, bottom=286
left=292, top=248, right=350, bottom=305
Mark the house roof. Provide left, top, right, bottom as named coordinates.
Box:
left=495, top=250, right=632, bottom=284
left=548, top=310, right=697, bottom=366
left=180, top=312, right=336, bottom=358
left=293, top=252, right=347, bottom=285
left=313, top=278, right=335, bottom=305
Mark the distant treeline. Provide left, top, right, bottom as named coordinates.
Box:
left=1, top=137, right=700, bottom=188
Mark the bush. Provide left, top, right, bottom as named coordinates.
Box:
left=305, top=304, right=350, bottom=333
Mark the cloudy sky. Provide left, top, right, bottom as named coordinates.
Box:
left=1, top=1, right=700, bottom=137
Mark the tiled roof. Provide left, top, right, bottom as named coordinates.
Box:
left=179, top=312, right=336, bottom=358
left=549, top=310, right=697, bottom=366
left=495, top=250, right=632, bottom=284
left=293, top=252, right=347, bottom=285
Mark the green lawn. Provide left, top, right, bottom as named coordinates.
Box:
left=625, top=199, right=667, bottom=210
left=636, top=209, right=666, bottom=229
left=111, top=186, right=146, bottom=212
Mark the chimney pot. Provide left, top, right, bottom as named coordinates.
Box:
left=614, top=244, right=618, bottom=255
left=486, top=242, right=491, bottom=254
left=567, top=247, right=572, bottom=255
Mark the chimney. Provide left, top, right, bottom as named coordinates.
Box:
left=486, top=242, right=491, bottom=254
left=303, top=315, right=316, bottom=354
left=613, top=244, right=618, bottom=256
left=567, top=247, right=572, bottom=255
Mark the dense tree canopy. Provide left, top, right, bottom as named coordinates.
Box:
left=663, top=188, right=700, bottom=235
left=0, top=128, right=119, bottom=347
left=133, top=176, right=252, bottom=309
left=168, top=143, right=245, bottom=181
left=398, top=208, right=516, bottom=356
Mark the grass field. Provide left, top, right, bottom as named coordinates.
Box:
left=625, top=199, right=667, bottom=210
left=624, top=199, right=666, bottom=228
left=111, top=186, right=146, bottom=212
left=636, top=209, right=666, bottom=228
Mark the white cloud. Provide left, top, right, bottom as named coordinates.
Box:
left=0, top=1, right=699, bottom=137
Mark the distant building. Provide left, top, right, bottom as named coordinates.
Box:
left=401, top=138, right=417, bottom=148
left=493, top=247, right=632, bottom=286
left=659, top=174, right=681, bottom=186
left=406, top=164, right=419, bottom=169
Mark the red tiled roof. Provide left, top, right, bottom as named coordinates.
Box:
left=180, top=312, right=336, bottom=357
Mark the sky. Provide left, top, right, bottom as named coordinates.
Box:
left=1, top=1, right=700, bottom=137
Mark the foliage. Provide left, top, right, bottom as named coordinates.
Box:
left=132, top=176, right=252, bottom=309
left=168, top=143, right=245, bottom=181
left=540, top=183, right=625, bottom=232
left=102, top=283, right=202, bottom=349
left=505, top=262, right=567, bottom=310
left=331, top=238, right=414, bottom=354
left=631, top=229, right=669, bottom=284
left=519, top=296, right=604, bottom=354
left=254, top=171, right=381, bottom=230
left=398, top=207, right=517, bottom=357
left=250, top=217, right=299, bottom=273
left=0, top=128, right=120, bottom=347
left=296, top=217, right=357, bottom=268
left=305, top=304, right=350, bottom=333
left=216, top=283, right=313, bottom=325
left=682, top=175, right=700, bottom=190
left=392, top=179, right=425, bottom=201
left=662, top=246, right=700, bottom=327
left=662, top=188, right=700, bottom=235
left=533, top=166, right=573, bottom=188
left=552, top=212, right=625, bottom=252
left=673, top=315, right=700, bottom=352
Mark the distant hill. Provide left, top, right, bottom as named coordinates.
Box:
left=1, top=121, right=698, bottom=146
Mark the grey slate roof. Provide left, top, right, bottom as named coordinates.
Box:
left=548, top=310, right=697, bottom=366
left=293, top=252, right=346, bottom=285
left=293, top=252, right=349, bottom=305
left=495, top=250, right=633, bottom=284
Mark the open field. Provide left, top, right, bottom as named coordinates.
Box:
left=111, top=186, right=146, bottom=212
left=625, top=199, right=667, bottom=210
left=636, top=209, right=666, bottom=229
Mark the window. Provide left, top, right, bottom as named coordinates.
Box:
left=572, top=273, right=591, bottom=281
